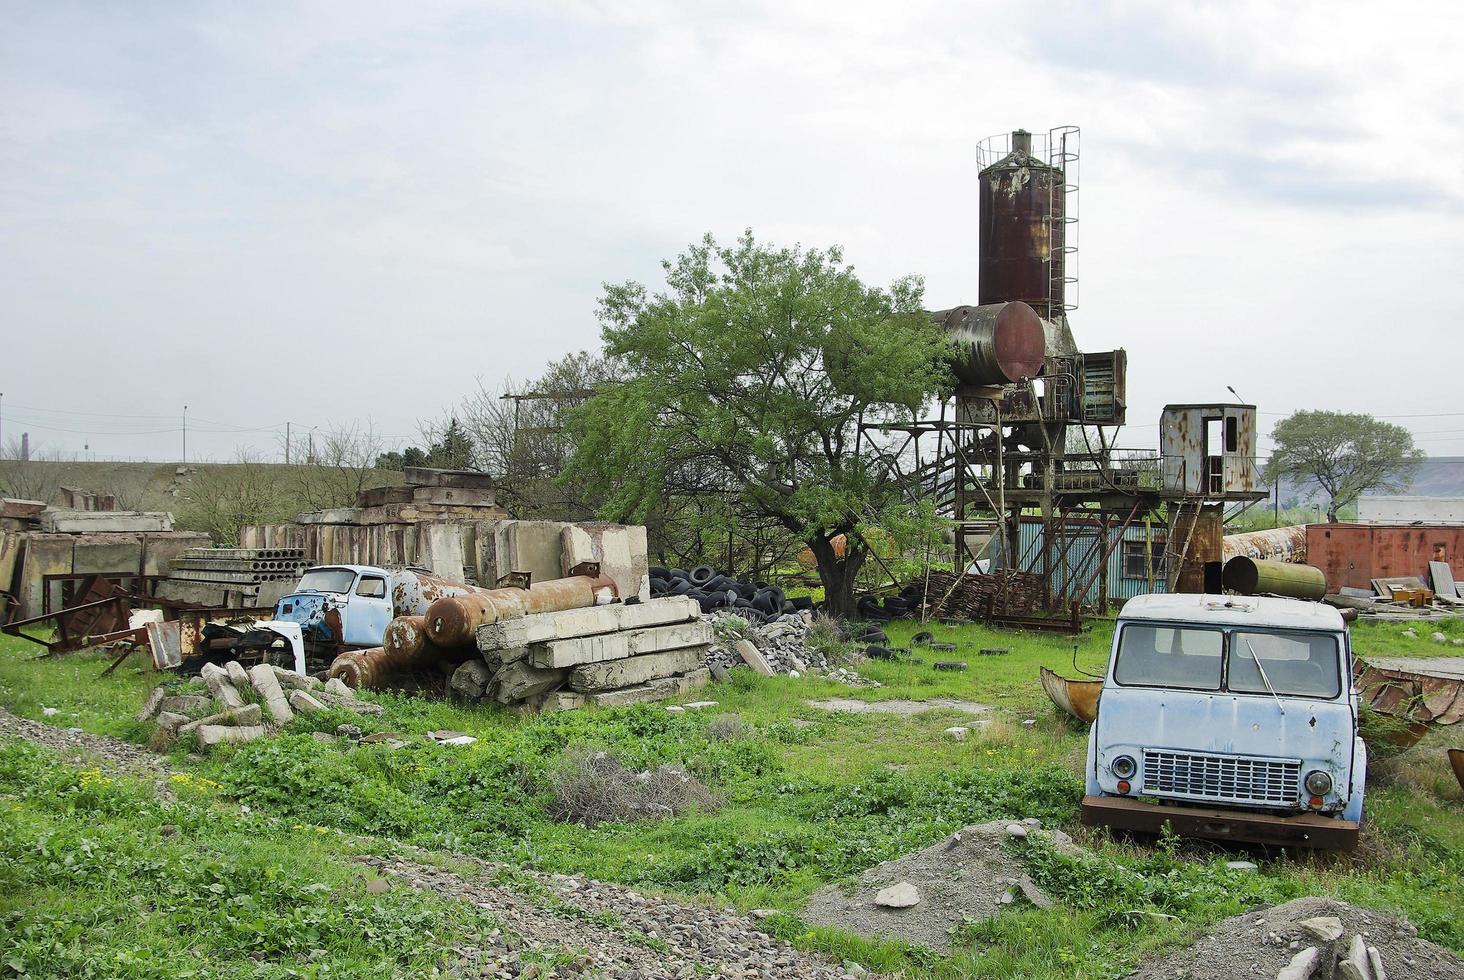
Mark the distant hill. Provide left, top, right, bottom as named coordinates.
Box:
left=1276, top=456, right=1464, bottom=506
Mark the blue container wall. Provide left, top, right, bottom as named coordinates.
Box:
left=988, top=520, right=1168, bottom=606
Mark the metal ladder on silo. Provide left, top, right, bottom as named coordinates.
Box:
left=1047, top=126, right=1081, bottom=317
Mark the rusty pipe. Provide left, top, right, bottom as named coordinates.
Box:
left=1222, top=556, right=1327, bottom=600
left=425, top=574, right=619, bottom=647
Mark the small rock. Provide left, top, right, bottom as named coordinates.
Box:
left=42, top=706, right=59, bottom=717
left=1402, top=629, right=1418, bottom=638
left=1005, top=823, right=1029, bottom=839
left=365, top=879, right=390, bottom=894
left=136, top=687, right=168, bottom=722
left=1226, top=860, right=1259, bottom=873
left=1337, top=935, right=1370, bottom=980
left=335, top=723, right=362, bottom=739
left=748, top=909, right=777, bottom=920
left=1430, top=632, right=1447, bottom=643
left=154, top=710, right=191, bottom=732
left=1277, top=949, right=1321, bottom=980
left=1022, top=719, right=1036, bottom=728
left=158, top=824, right=179, bottom=836
left=324, top=677, right=356, bottom=699
left=1022, top=817, right=1042, bottom=827
left=1297, top=916, right=1344, bottom=943
left=665, top=705, right=686, bottom=715
left=874, top=881, right=920, bottom=908
left=945, top=726, right=969, bottom=741
left=683, top=701, right=718, bottom=710
left=788, top=670, right=801, bottom=678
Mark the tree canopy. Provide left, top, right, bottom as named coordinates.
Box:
left=1262, top=410, right=1424, bottom=522
left=562, top=231, right=953, bottom=615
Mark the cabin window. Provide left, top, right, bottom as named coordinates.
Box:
left=355, top=576, right=387, bottom=598
left=1225, top=415, right=1239, bottom=453
left=1228, top=630, right=1341, bottom=699
left=1114, top=624, right=1223, bottom=691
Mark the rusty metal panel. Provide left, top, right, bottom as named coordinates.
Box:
left=1166, top=503, right=1223, bottom=593
left=1306, top=523, right=1464, bottom=592
left=1223, top=406, right=1258, bottom=494
left=1160, top=406, right=1203, bottom=495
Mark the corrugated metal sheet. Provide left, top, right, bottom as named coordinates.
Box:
left=1305, top=523, right=1464, bottom=593
left=989, top=518, right=1169, bottom=605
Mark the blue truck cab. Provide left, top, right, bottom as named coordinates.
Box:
left=1081, top=593, right=1364, bottom=849
left=273, top=565, right=395, bottom=651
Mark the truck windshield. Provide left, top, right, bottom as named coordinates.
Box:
left=1114, top=624, right=1223, bottom=690
left=295, top=568, right=357, bottom=594
left=1228, top=630, right=1341, bottom=699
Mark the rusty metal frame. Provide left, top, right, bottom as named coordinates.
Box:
left=1080, top=794, right=1359, bottom=850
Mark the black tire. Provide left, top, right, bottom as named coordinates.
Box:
left=861, top=629, right=890, bottom=646
left=865, top=645, right=895, bottom=660
left=668, top=567, right=689, bottom=582
left=790, top=596, right=814, bottom=611
left=669, top=578, right=693, bottom=595
left=704, top=574, right=731, bottom=593
left=690, top=565, right=715, bottom=585
left=911, top=631, right=934, bottom=646
left=649, top=566, right=671, bottom=580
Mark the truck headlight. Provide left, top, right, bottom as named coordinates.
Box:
left=1304, top=770, right=1333, bottom=795
left=1111, top=755, right=1137, bottom=779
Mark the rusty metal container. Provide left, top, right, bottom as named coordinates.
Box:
left=1222, top=556, right=1327, bottom=600
left=935, top=302, right=1048, bottom=386
left=979, top=130, right=1065, bottom=318
left=1222, top=526, right=1307, bottom=563
left=1306, top=523, right=1464, bottom=593
left=424, top=573, right=620, bottom=648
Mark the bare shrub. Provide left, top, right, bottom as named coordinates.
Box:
left=548, top=749, right=721, bottom=826
left=805, top=613, right=860, bottom=666
left=706, top=713, right=747, bottom=742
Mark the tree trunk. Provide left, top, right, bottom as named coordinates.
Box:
left=809, top=533, right=866, bottom=619
left=1327, top=500, right=1340, bottom=523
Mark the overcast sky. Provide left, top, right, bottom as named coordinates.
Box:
left=3, top=0, right=1463, bottom=464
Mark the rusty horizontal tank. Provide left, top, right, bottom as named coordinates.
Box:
left=934, top=301, right=1047, bottom=385
left=979, top=129, right=1065, bottom=319
left=1222, top=556, right=1327, bottom=600
left=1222, top=525, right=1307, bottom=564
left=425, top=573, right=620, bottom=648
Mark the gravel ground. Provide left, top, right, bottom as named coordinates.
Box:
left=367, top=855, right=870, bottom=979
left=0, top=707, right=175, bottom=796
left=1, top=710, right=870, bottom=979
left=1128, top=896, right=1464, bottom=980
left=803, top=820, right=1073, bottom=951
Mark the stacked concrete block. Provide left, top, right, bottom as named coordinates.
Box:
left=457, top=596, right=713, bottom=713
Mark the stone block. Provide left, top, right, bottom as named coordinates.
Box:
left=402, top=467, right=496, bottom=490
left=531, top=619, right=714, bottom=669
left=39, top=511, right=172, bottom=533
left=71, top=533, right=143, bottom=574
left=734, top=638, right=775, bottom=676
left=324, top=677, right=356, bottom=700
left=136, top=686, right=168, bottom=721
left=288, top=690, right=328, bottom=713
left=568, top=647, right=705, bottom=692
left=494, top=520, right=567, bottom=589
left=271, top=666, right=320, bottom=691
left=197, top=724, right=267, bottom=750
left=247, top=664, right=295, bottom=724
left=226, top=661, right=251, bottom=690
left=200, top=664, right=245, bottom=709
left=179, top=703, right=262, bottom=734
left=585, top=669, right=710, bottom=708
left=492, top=661, right=569, bottom=703
left=159, top=694, right=213, bottom=717
left=154, top=710, right=191, bottom=732
left=450, top=659, right=494, bottom=701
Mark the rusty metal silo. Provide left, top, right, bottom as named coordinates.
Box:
left=979, top=129, right=1065, bottom=320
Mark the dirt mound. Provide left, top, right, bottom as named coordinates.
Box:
left=802, top=820, right=1078, bottom=951
left=1129, top=896, right=1464, bottom=980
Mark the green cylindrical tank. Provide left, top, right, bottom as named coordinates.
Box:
left=1222, top=556, right=1327, bottom=600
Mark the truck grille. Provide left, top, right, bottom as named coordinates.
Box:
left=1142, top=750, right=1300, bottom=806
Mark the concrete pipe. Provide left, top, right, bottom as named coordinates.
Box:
left=424, top=573, right=619, bottom=647
left=1222, top=556, right=1327, bottom=601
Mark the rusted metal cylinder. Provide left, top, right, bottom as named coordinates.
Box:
left=1222, top=556, right=1327, bottom=600
left=979, top=130, right=1065, bottom=318
left=382, top=615, right=429, bottom=659
left=327, top=647, right=389, bottom=689
left=390, top=571, right=483, bottom=618
left=935, top=302, right=1047, bottom=386
left=1222, top=526, right=1307, bottom=564
left=424, top=574, right=619, bottom=647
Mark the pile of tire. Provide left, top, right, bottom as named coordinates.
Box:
left=649, top=565, right=815, bottom=619
left=854, top=581, right=926, bottom=622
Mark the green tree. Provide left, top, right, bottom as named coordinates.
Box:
left=1262, top=410, right=1424, bottom=523
left=562, top=231, right=953, bottom=616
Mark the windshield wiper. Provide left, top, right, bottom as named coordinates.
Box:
left=1243, top=637, right=1285, bottom=715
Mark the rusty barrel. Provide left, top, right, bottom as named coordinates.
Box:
left=424, top=573, right=620, bottom=648
left=383, top=615, right=429, bottom=659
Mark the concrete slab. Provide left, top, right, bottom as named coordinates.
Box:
left=495, top=520, right=567, bottom=588
left=40, top=511, right=173, bottom=533
left=531, top=619, right=715, bottom=669
left=477, top=596, right=699, bottom=650
left=805, top=698, right=992, bottom=717
left=1362, top=656, right=1464, bottom=681
left=569, top=646, right=706, bottom=692
left=420, top=523, right=467, bottom=583
left=586, top=670, right=710, bottom=708
left=16, top=534, right=73, bottom=619
left=72, top=533, right=143, bottom=575
left=562, top=523, right=650, bottom=601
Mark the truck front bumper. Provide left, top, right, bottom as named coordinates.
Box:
left=1081, top=795, right=1359, bottom=850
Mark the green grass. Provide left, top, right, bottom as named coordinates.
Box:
left=2, top=617, right=1463, bottom=979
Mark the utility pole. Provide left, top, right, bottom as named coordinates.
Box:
left=182, top=404, right=188, bottom=464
